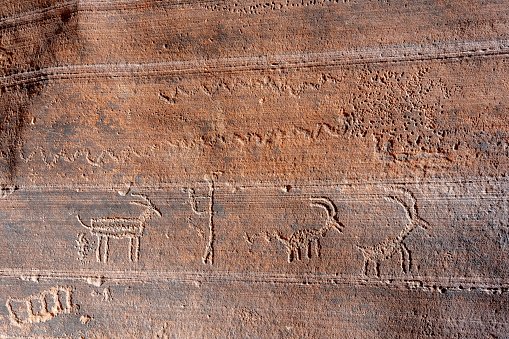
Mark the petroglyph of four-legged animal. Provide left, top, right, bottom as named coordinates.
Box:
left=77, top=193, right=161, bottom=263
left=356, top=189, right=429, bottom=277
left=72, top=185, right=429, bottom=274
left=271, top=197, right=344, bottom=262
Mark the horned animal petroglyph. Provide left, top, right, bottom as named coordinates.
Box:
left=272, top=197, right=344, bottom=262
left=356, top=189, right=429, bottom=277
left=77, top=193, right=161, bottom=262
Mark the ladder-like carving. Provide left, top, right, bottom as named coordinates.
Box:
left=6, top=286, right=72, bottom=326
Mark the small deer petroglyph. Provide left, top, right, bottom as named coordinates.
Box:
left=356, top=189, right=429, bottom=277
left=271, top=197, right=344, bottom=263
left=6, top=286, right=72, bottom=326
left=77, top=193, right=161, bottom=263
left=183, top=173, right=219, bottom=265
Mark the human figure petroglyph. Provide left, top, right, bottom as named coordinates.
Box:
left=270, top=197, right=344, bottom=262
left=183, top=173, right=220, bottom=265
left=356, top=189, right=429, bottom=277
left=77, top=193, right=161, bottom=263
left=6, top=286, right=72, bottom=326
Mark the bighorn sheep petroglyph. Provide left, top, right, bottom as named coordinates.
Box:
left=77, top=193, right=161, bottom=262
left=356, top=189, right=429, bottom=277
left=272, top=197, right=344, bottom=262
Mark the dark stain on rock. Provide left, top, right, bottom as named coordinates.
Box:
left=0, top=82, right=44, bottom=183
left=59, top=8, right=74, bottom=24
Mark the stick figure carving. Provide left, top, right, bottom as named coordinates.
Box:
left=271, top=197, right=344, bottom=262
left=356, top=189, right=429, bottom=277
left=183, top=173, right=218, bottom=265
left=76, top=192, right=161, bottom=263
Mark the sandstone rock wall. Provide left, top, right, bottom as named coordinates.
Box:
left=0, top=0, right=508, bottom=337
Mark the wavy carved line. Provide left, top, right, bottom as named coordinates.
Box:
left=13, top=123, right=348, bottom=169
left=18, top=145, right=155, bottom=168
left=13, top=118, right=476, bottom=171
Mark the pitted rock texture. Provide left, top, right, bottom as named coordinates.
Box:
left=0, top=0, right=508, bottom=338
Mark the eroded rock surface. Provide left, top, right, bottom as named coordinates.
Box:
left=0, top=0, right=508, bottom=337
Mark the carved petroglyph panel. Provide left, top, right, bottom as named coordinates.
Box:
left=1, top=0, right=508, bottom=337
left=1, top=276, right=509, bottom=337
left=1, top=54, right=507, bottom=185
left=0, top=180, right=506, bottom=337
left=0, top=179, right=506, bottom=282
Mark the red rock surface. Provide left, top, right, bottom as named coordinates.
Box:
left=0, top=0, right=508, bottom=337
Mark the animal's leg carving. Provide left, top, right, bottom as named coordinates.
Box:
left=287, top=248, right=295, bottom=263
left=39, top=296, right=50, bottom=316
left=375, top=261, right=381, bottom=278
left=401, top=242, right=411, bottom=273
left=130, top=236, right=140, bottom=262
left=6, top=299, right=20, bottom=325
left=363, top=257, right=380, bottom=278
left=103, top=236, right=109, bottom=263
left=27, top=300, right=35, bottom=318
left=129, top=237, right=134, bottom=262
left=96, top=235, right=102, bottom=262
left=362, top=258, right=369, bottom=276
left=313, top=238, right=321, bottom=258
left=296, top=246, right=302, bottom=261
left=305, top=241, right=312, bottom=259
left=53, top=292, right=63, bottom=313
